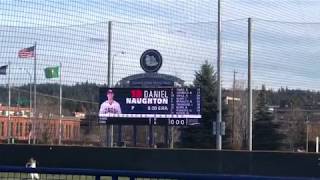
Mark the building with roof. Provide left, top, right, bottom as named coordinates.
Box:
left=0, top=104, right=81, bottom=144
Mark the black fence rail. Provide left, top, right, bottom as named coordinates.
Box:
left=0, top=165, right=316, bottom=180
left=2, top=145, right=320, bottom=178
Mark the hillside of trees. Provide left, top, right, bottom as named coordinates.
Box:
left=0, top=82, right=100, bottom=116
left=1, top=82, right=319, bottom=116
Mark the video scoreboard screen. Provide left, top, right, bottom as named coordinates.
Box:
left=99, top=88, right=201, bottom=119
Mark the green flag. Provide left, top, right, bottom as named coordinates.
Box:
left=44, top=66, right=59, bottom=79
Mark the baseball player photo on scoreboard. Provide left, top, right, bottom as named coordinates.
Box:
left=99, top=89, right=122, bottom=114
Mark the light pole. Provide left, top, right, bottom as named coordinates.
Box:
left=20, top=68, right=32, bottom=144
left=111, top=51, right=125, bottom=147
left=112, top=51, right=126, bottom=86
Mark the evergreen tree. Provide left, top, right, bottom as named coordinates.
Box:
left=179, top=61, right=217, bottom=148
left=253, top=85, right=283, bottom=150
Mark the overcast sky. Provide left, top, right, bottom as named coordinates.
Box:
left=1, top=0, right=320, bottom=90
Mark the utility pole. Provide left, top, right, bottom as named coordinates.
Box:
left=248, top=18, right=253, bottom=151
left=232, top=70, right=237, bottom=144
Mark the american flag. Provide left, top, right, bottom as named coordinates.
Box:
left=18, top=46, right=35, bottom=58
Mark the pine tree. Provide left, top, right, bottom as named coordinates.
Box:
left=253, top=85, right=283, bottom=150
left=179, top=61, right=217, bottom=148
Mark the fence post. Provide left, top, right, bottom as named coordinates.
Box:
left=316, top=136, right=319, bottom=153
left=112, top=175, right=118, bottom=180
left=248, top=17, right=253, bottom=151
left=107, top=20, right=114, bottom=148
left=95, top=175, right=101, bottom=180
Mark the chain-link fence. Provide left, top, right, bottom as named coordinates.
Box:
left=1, top=1, right=320, bottom=151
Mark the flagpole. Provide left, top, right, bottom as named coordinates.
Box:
left=7, top=61, right=11, bottom=144
left=59, top=62, right=62, bottom=145
left=27, top=69, right=32, bottom=145
left=33, top=41, right=37, bottom=144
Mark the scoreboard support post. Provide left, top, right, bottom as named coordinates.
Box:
left=133, top=125, right=137, bottom=147
left=106, top=125, right=110, bottom=147
left=164, top=125, right=169, bottom=148
left=117, top=125, right=122, bottom=146
left=171, top=126, right=174, bottom=148
left=148, top=120, right=154, bottom=147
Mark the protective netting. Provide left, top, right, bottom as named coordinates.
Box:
left=0, top=0, right=319, bottom=150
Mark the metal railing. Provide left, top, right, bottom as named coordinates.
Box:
left=0, top=165, right=315, bottom=180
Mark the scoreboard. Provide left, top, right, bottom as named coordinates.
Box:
left=99, top=88, right=201, bottom=120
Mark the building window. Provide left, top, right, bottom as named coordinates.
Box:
left=66, top=125, right=69, bottom=139
left=50, top=123, right=53, bottom=136
left=61, top=125, right=64, bottom=139
left=29, top=123, right=32, bottom=134
left=65, top=125, right=67, bottom=139
left=25, top=123, right=29, bottom=136
left=53, top=124, right=56, bottom=137
left=10, top=122, right=14, bottom=136
left=16, top=123, right=19, bottom=136
left=20, top=122, right=23, bottom=137
left=69, top=125, right=71, bottom=138
left=73, top=126, right=75, bottom=138
left=75, top=126, right=78, bottom=138
left=0, top=122, right=3, bottom=137
left=69, top=125, right=72, bottom=139
left=70, top=125, right=73, bottom=138
left=67, top=125, right=69, bottom=139
left=54, top=124, right=56, bottom=135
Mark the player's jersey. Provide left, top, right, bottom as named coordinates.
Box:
left=99, top=100, right=122, bottom=114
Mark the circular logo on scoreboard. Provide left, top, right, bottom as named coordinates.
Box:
left=140, top=49, right=162, bottom=73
